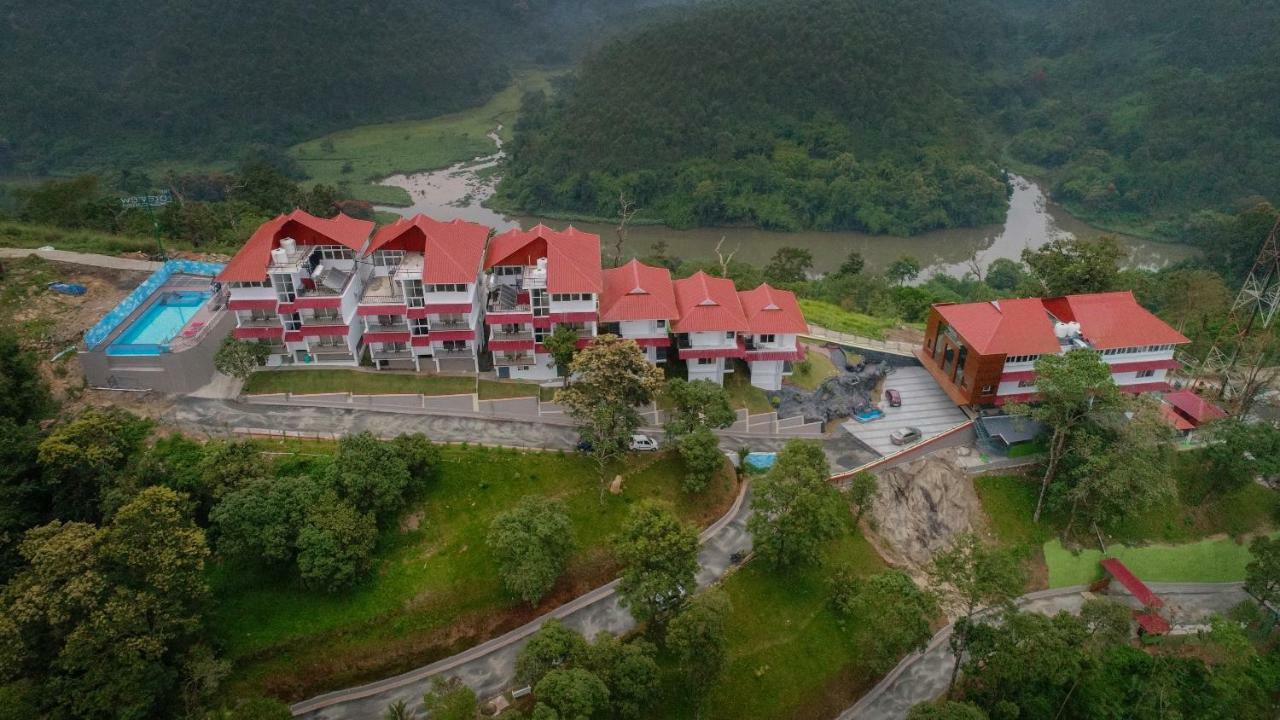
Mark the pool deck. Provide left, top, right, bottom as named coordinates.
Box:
left=95, top=275, right=221, bottom=351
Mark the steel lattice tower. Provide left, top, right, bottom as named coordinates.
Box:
left=1191, top=217, right=1280, bottom=404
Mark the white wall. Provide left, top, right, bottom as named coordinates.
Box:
left=619, top=319, right=669, bottom=338
left=750, top=359, right=785, bottom=390
left=686, top=357, right=727, bottom=385
left=687, top=330, right=738, bottom=348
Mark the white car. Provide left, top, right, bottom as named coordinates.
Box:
left=629, top=434, right=659, bottom=451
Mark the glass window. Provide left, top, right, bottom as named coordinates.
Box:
left=697, top=357, right=715, bottom=365
left=759, top=334, right=776, bottom=344
left=1136, top=369, right=1156, bottom=378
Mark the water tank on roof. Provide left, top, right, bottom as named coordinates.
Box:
left=1068, top=321, right=1082, bottom=337
left=270, top=248, right=288, bottom=266
left=1054, top=322, right=1071, bottom=339
left=280, top=237, right=297, bottom=254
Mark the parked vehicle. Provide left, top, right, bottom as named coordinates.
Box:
left=629, top=434, right=659, bottom=451
left=890, top=426, right=923, bottom=445
left=576, top=439, right=594, bottom=453
left=885, top=388, right=902, bottom=407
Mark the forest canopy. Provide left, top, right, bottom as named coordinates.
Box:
left=498, top=0, right=1280, bottom=236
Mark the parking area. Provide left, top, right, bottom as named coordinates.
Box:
left=841, top=365, right=968, bottom=456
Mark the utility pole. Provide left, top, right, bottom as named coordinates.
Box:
left=1189, top=216, right=1280, bottom=411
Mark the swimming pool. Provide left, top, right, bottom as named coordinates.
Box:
left=107, top=291, right=210, bottom=356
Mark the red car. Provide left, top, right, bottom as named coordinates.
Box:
left=884, top=388, right=902, bottom=407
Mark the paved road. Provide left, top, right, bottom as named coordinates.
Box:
left=167, top=397, right=878, bottom=472
left=842, top=366, right=968, bottom=455
left=292, top=483, right=754, bottom=719
left=0, top=247, right=163, bottom=272
left=840, top=582, right=1251, bottom=720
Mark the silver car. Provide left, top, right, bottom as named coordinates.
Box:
left=889, top=427, right=923, bottom=446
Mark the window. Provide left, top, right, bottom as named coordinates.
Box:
left=758, top=334, right=776, bottom=344
left=284, top=313, right=302, bottom=331
left=442, top=340, right=468, bottom=352
left=551, top=293, right=589, bottom=302
left=1018, top=379, right=1036, bottom=388
left=403, top=280, right=425, bottom=308
left=656, top=319, right=667, bottom=328
left=427, top=283, right=466, bottom=293
left=980, top=384, right=994, bottom=394
left=231, top=280, right=268, bottom=288
left=372, top=250, right=404, bottom=267
left=1136, top=369, right=1156, bottom=379
left=411, top=318, right=430, bottom=335
left=376, top=314, right=400, bottom=327
left=697, top=357, right=716, bottom=366
left=311, top=307, right=340, bottom=321
left=312, top=246, right=353, bottom=261
left=726, top=332, right=735, bottom=340
left=249, top=309, right=276, bottom=321
left=494, top=265, right=522, bottom=276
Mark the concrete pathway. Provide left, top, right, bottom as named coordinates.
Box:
left=842, top=366, right=968, bottom=456
left=0, top=247, right=163, bottom=272
left=292, top=483, right=754, bottom=719
left=839, top=582, right=1250, bottom=720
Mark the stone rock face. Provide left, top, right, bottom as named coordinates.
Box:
left=867, top=449, right=985, bottom=570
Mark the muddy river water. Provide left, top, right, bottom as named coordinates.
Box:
left=375, top=129, right=1196, bottom=277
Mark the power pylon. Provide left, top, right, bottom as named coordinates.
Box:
left=1191, top=216, right=1280, bottom=408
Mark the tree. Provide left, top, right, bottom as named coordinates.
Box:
left=330, top=431, right=411, bottom=518
left=929, top=533, right=1025, bottom=695
left=983, top=258, right=1025, bottom=292
left=422, top=676, right=478, bottom=720
left=0, top=487, right=210, bottom=719
left=383, top=699, right=413, bottom=720
left=886, top=255, right=922, bottom=285
left=763, top=246, right=814, bottom=284
left=1021, top=235, right=1122, bottom=296
left=543, top=324, right=581, bottom=377
left=213, top=337, right=270, bottom=379
left=36, top=407, right=151, bottom=521
left=1201, top=418, right=1280, bottom=500
left=295, top=496, right=377, bottom=592
left=1245, top=535, right=1280, bottom=607
left=835, top=251, right=865, bottom=278
left=516, top=619, right=588, bottom=687
left=847, top=471, right=879, bottom=523
left=747, top=440, right=842, bottom=569
left=830, top=569, right=938, bottom=672
left=677, top=427, right=725, bottom=493
left=614, top=501, right=699, bottom=624
left=556, top=336, right=664, bottom=498
left=487, top=496, right=575, bottom=605
left=196, top=440, right=268, bottom=505
left=0, top=330, right=52, bottom=425
left=209, top=474, right=329, bottom=566
left=907, top=701, right=989, bottom=720
left=533, top=668, right=609, bottom=720
left=390, top=432, right=442, bottom=493
left=581, top=634, right=658, bottom=720
left=663, top=378, right=736, bottom=437
left=665, top=589, right=731, bottom=700
left=1007, top=349, right=1121, bottom=523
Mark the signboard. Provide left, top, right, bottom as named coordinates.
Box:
left=121, top=192, right=172, bottom=209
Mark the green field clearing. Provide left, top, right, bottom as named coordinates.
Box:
left=784, top=347, right=840, bottom=391
left=289, top=70, right=554, bottom=206
left=216, top=442, right=737, bottom=701
left=1044, top=534, right=1275, bottom=587
left=798, top=299, right=896, bottom=339
left=652, top=511, right=887, bottom=720
left=724, top=359, right=774, bottom=413
left=243, top=369, right=476, bottom=397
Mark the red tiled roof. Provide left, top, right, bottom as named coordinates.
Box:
left=935, top=298, right=1062, bottom=356
left=1118, top=381, right=1171, bottom=394
left=367, top=215, right=490, bottom=284
left=1134, top=612, right=1170, bottom=635
left=1159, top=403, right=1196, bottom=432
left=1101, top=558, right=1164, bottom=608
left=672, top=272, right=749, bottom=333
left=600, top=260, right=680, bottom=322
left=738, top=284, right=807, bottom=334
left=484, top=224, right=603, bottom=294
left=217, top=209, right=374, bottom=283
left=1162, top=390, right=1228, bottom=425
left=1042, top=292, right=1188, bottom=350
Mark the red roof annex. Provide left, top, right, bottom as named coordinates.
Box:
left=1162, top=390, right=1228, bottom=427
left=367, top=215, right=490, bottom=284
left=600, top=260, right=680, bottom=322
left=484, top=224, right=603, bottom=294
left=1042, top=291, right=1188, bottom=349
left=217, top=210, right=374, bottom=283
left=672, top=272, right=749, bottom=333
left=738, top=284, right=807, bottom=334
left=935, top=298, right=1061, bottom=356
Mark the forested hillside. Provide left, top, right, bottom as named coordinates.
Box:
left=0, top=0, right=689, bottom=174
left=499, top=0, right=1015, bottom=235
left=499, top=0, right=1280, bottom=236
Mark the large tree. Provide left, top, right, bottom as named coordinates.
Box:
left=747, top=440, right=843, bottom=569
left=663, top=378, right=737, bottom=437
left=0, top=330, right=52, bottom=425
left=516, top=619, right=589, bottom=687
left=1245, top=535, right=1280, bottom=607
left=36, top=407, right=152, bottom=522
left=295, top=496, right=377, bottom=592
left=422, top=676, right=478, bottom=720
left=330, top=431, right=411, bottom=519
left=830, top=569, right=938, bottom=672
left=676, top=427, right=725, bottom=493
left=665, top=589, right=732, bottom=702
left=488, top=496, right=575, bottom=605
left=1021, top=235, right=1123, bottom=296
left=614, top=501, right=700, bottom=624
left=209, top=474, right=330, bottom=567
left=212, top=337, right=270, bottom=379
left=533, top=668, right=609, bottom=720
left=581, top=634, right=658, bottom=720
left=763, top=246, right=814, bottom=284
left=556, top=335, right=664, bottom=497
left=1008, top=349, right=1122, bottom=522
left=929, top=533, right=1025, bottom=696
left=542, top=324, right=581, bottom=378
left=0, top=487, right=211, bottom=719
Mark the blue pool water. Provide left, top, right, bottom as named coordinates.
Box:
left=107, top=291, right=210, bottom=356
left=744, top=452, right=777, bottom=471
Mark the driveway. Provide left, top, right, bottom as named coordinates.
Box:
left=292, top=485, right=754, bottom=719
left=840, top=582, right=1250, bottom=720
left=842, top=366, right=967, bottom=456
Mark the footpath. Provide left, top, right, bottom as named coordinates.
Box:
left=292, top=483, right=753, bottom=719
left=0, top=247, right=163, bottom=272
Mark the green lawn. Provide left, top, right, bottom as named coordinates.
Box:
left=1044, top=534, right=1276, bottom=587
left=784, top=348, right=840, bottom=391
left=217, top=443, right=737, bottom=702
left=243, top=369, right=476, bottom=396
left=652, top=513, right=888, bottom=720
left=289, top=70, right=554, bottom=206
left=0, top=220, right=203, bottom=255
left=725, top=360, right=773, bottom=413
left=798, top=299, right=897, bottom=339
left=476, top=378, right=541, bottom=400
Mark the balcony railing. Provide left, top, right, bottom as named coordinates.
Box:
left=371, top=347, right=413, bottom=360
left=237, top=317, right=281, bottom=328
left=435, top=348, right=475, bottom=359
left=490, top=330, right=534, bottom=342
left=359, top=274, right=404, bottom=304
left=301, top=316, right=347, bottom=327
left=366, top=320, right=410, bottom=332
left=492, top=353, right=535, bottom=366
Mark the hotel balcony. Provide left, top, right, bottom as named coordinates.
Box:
left=492, top=353, right=535, bottom=367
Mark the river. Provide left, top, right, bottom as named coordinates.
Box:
left=375, top=129, right=1196, bottom=277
